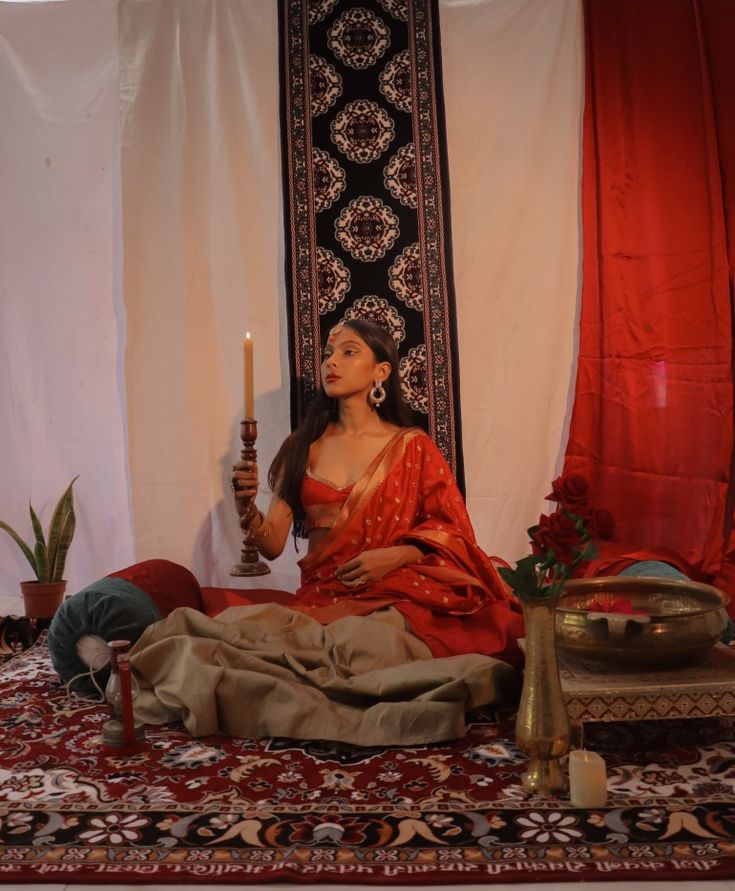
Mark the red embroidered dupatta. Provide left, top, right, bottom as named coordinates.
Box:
left=290, top=429, right=524, bottom=663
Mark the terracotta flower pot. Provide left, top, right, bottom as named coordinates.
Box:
left=20, top=580, right=67, bottom=619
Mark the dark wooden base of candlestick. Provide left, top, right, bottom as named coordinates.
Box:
left=231, top=541, right=270, bottom=576
left=231, top=417, right=271, bottom=578
left=231, top=559, right=271, bottom=576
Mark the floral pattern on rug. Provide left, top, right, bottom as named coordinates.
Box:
left=1, top=637, right=734, bottom=882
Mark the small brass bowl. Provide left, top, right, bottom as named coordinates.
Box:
left=556, top=576, right=730, bottom=670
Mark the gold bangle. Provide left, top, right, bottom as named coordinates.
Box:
left=249, top=511, right=271, bottom=542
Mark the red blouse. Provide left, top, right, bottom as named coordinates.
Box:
left=300, top=470, right=353, bottom=533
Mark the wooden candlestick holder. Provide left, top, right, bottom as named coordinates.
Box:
left=231, top=418, right=271, bottom=577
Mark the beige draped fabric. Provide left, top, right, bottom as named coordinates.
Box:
left=130, top=604, right=521, bottom=745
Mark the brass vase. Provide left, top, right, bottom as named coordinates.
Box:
left=515, top=597, right=571, bottom=795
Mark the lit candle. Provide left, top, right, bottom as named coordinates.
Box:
left=569, top=749, right=607, bottom=808
left=243, top=333, right=254, bottom=419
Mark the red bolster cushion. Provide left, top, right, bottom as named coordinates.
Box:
left=108, top=559, right=203, bottom=617
left=200, top=586, right=293, bottom=617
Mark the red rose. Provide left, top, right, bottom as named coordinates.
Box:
left=587, top=595, right=645, bottom=615
left=588, top=507, right=616, bottom=541
left=530, top=513, right=552, bottom=555
left=531, top=510, right=583, bottom=564
left=546, top=473, right=590, bottom=513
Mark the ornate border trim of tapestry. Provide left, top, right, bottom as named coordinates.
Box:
left=280, top=0, right=465, bottom=488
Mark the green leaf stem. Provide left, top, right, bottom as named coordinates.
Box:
left=46, top=477, right=78, bottom=582
left=0, top=520, right=39, bottom=578
left=0, top=478, right=77, bottom=584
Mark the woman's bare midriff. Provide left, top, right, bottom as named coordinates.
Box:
left=308, top=528, right=329, bottom=552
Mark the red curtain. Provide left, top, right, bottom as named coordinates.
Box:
left=565, top=0, right=735, bottom=590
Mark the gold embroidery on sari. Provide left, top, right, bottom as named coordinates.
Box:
left=304, top=501, right=344, bottom=530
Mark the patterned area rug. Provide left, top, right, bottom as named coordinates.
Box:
left=280, top=0, right=464, bottom=486
left=1, top=636, right=735, bottom=882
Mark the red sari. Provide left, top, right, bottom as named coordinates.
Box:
left=289, top=428, right=524, bottom=664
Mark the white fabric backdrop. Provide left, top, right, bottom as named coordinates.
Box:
left=118, top=0, right=297, bottom=589
left=0, top=0, right=582, bottom=594
left=0, top=0, right=135, bottom=595
left=441, top=0, right=583, bottom=561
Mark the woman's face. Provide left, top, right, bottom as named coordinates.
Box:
left=321, top=325, right=389, bottom=399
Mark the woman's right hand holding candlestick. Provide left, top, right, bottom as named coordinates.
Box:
left=231, top=459, right=292, bottom=559
left=232, top=460, right=259, bottom=522
left=232, top=460, right=270, bottom=542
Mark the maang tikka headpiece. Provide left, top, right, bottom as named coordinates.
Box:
left=327, top=321, right=345, bottom=344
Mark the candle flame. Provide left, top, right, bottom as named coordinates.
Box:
left=245, top=331, right=251, bottom=339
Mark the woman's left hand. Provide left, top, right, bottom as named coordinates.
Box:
left=336, top=545, right=422, bottom=587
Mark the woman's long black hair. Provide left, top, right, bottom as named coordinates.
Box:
left=268, top=319, right=415, bottom=538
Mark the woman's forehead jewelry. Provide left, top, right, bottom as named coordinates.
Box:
left=327, top=321, right=345, bottom=344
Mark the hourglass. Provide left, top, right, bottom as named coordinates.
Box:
left=102, top=639, right=145, bottom=751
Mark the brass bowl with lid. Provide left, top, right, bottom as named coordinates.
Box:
left=555, top=576, right=730, bottom=670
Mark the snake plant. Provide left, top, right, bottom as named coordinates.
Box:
left=0, top=477, right=78, bottom=583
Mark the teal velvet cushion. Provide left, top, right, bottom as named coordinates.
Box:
left=48, top=577, right=161, bottom=695
left=618, top=560, right=688, bottom=580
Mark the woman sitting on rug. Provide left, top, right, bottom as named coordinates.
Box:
left=232, top=319, right=523, bottom=664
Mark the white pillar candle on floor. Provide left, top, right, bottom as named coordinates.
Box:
left=569, top=749, right=607, bottom=808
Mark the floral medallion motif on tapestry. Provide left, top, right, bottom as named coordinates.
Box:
left=281, top=0, right=464, bottom=486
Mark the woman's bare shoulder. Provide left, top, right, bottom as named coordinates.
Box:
left=377, top=420, right=403, bottom=438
